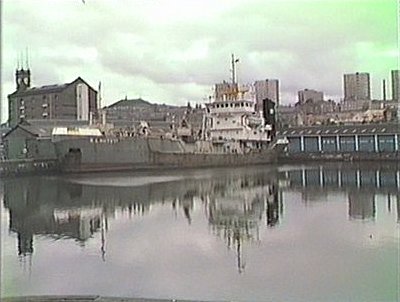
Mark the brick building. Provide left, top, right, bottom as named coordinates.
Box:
left=8, top=68, right=97, bottom=127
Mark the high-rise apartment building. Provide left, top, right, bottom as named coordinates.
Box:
left=391, top=70, right=400, bottom=101
left=297, top=89, right=323, bottom=104
left=343, top=72, right=371, bottom=101
left=254, top=79, right=279, bottom=112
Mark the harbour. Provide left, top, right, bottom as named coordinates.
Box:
left=1, top=163, right=399, bottom=302
left=2, top=1, right=400, bottom=301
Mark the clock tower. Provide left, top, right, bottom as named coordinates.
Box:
left=15, top=67, right=31, bottom=91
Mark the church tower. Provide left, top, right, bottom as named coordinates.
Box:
left=15, top=50, right=31, bottom=91
left=15, top=67, right=31, bottom=91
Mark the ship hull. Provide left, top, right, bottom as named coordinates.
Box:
left=152, top=150, right=277, bottom=168
left=56, top=137, right=280, bottom=173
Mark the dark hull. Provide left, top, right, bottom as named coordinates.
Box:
left=61, top=150, right=279, bottom=173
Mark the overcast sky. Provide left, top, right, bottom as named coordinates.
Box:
left=1, top=0, right=398, bottom=122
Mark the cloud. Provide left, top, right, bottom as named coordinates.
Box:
left=1, top=0, right=397, bottom=122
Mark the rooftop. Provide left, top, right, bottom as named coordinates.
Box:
left=277, top=123, right=400, bottom=136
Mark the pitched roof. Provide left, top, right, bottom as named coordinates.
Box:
left=8, top=77, right=96, bottom=97
left=3, top=119, right=92, bottom=139
left=277, top=123, right=400, bottom=136
left=3, top=121, right=53, bottom=139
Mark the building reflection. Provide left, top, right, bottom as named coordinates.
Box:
left=3, top=163, right=399, bottom=273
left=3, top=177, right=151, bottom=258
left=348, top=192, right=376, bottom=220
left=2, top=169, right=283, bottom=274
left=397, top=195, right=400, bottom=223
left=281, top=163, right=400, bottom=222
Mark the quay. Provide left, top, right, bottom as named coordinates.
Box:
left=278, top=123, right=400, bottom=161
left=1, top=296, right=221, bottom=302
left=0, top=158, right=58, bottom=176
left=1, top=122, right=400, bottom=177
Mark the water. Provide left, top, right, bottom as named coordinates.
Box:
left=1, top=163, right=399, bottom=302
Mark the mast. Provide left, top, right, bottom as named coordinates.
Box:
left=231, top=53, right=239, bottom=84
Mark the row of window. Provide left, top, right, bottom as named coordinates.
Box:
left=18, top=95, right=59, bottom=105
left=289, top=135, right=399, bottom=152
left=211, top=102, right=252, bottom=109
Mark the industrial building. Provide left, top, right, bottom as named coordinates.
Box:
left=8, top=67, right=98, bottom=127
left=279, top=123, right=400, bottom=154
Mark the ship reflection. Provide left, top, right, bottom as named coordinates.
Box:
left=206, top=178, right=280, bottom=273
left=2, top=163, right=399, bottom=273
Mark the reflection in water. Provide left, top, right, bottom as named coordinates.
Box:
left=3, top=169, right=283, bottom=273
left=283, top=164, right=400, bottom=223
left=348, top=192, right=375, bottom=221
left=2, top=163, right=400, bottom=275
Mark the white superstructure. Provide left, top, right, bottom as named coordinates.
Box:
left=203, top=56, right=275, bottom=148
left=206, top=97, right=273, bottom=143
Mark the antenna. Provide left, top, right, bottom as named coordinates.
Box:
left=98, top=81, right=102, bottom=109
left=20, top=52, right=24, bottom=69
left=25, top=47, right=29, bottom=69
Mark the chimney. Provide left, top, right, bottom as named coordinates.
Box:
left=382, top=79, right=386, bottom=101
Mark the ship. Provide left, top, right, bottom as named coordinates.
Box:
left=1, top=55, right=288, bottom=175
left=56, top=56, right=287, bottom=173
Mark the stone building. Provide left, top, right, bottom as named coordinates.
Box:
left=8, top=67, right=97, bottom=127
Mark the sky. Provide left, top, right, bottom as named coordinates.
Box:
left=1, top=0, right=399, bottom=123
